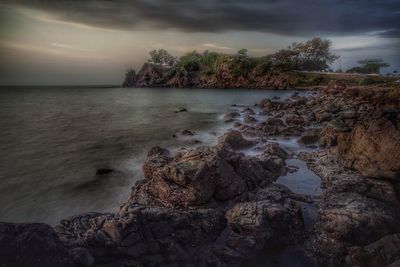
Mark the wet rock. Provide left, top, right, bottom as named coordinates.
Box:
left=224, top=111, right=241, bottom=122
left=0, top=223, right=76, bottom=267
left=345, top=234, right=400, bottom=267
left=243, top=114, right=258, bottom=124
left=174, top=107, right=187, bottom=113
left=96, top=168, right=114, bottom=176
left=56, top=207, right=226, bottom=267
left=218, top=130, right=255, bottom=150
left=224, top=197, right=303, bottom=260
left=129, top=142, right=286, bottom=207
left=298, top=128, right=321, bottom=145
left=301, top=150, right=400, bottom=266
left=180, top=129, right=195, bottom=136
left=242, top=107, right=255, bottom=115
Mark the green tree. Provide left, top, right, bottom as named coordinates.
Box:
left=148, top=49, right=176, bottom=67
left=291, top=37, right=339, bottom=71
left=269, top=37, right=339, bottom=71
left=357, top=59, right=390, bottom=74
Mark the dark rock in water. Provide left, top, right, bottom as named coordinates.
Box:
left=298, top=128, right=321, bottom=145
left=243, top=115, right=258, bottom=124
left=174, top=107, right=187, bottom=113
left=272, top=96, right=281, bottom=100
left=180, top=129, right=195, bottom=136
left=0, top=223, right=76, bottom=267
left=218, top=130, right=255, bottom=150
left=224, top=111, right=240, bottom=122
left=128, top=141, right=286, bottom=207
left=242, top=107, right=255, bottom=115
left=96, top=168, right=114, bottom=176
left=75, top=168, right=127, bottom=192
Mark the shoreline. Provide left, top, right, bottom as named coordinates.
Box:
left=1, top=81, right=399, bottom=266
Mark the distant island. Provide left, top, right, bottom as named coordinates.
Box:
left=123, top=37, right=397, bottom=89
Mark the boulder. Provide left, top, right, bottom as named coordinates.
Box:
left=0, top=223, right=76, bottom=267
left=217, top=130, right=255, bottom=150
left=129, top=143, right=286, bottom=207
left=223, top=111, right=241, bottom=122
left=345, top=234, right=400, bottom=267
left=298, top=128, right=321, bottom=145
left=56, top=207, right=226, bottom=267
left=337, top=114, right=400, bottom=179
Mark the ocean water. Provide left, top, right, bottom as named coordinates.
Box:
left=0, top=86, right=294, bottom=225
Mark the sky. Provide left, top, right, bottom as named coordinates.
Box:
left=0, top=0, right=399, bottom=85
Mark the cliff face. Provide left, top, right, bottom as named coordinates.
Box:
left=123, top=62, right=298, bottom=89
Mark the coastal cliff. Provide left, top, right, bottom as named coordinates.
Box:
left=1, top=81, right=400, bottom=266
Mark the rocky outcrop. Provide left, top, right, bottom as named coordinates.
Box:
left=337, top=112, right=400, bottom=180
left=301, top=149, right=400, bottom=266
left=55, top=208, right=226, bottom=266
left=126, top=133, right=286, bottom=207
left=123, top=63, right=298, bottom=89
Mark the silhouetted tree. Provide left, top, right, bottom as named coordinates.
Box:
left=148, top=49, right=176, bottom=67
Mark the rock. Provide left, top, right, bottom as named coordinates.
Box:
left=180, top=129, right=195, bottom=136
left=224, top=188, right=304, bottom=260
left=217, top=130, right=255, bottom=150
left=345, top=234, right=400, bottom=267
left=337, top=114, right=400, bottom=179
left=298, top=128, right=321, bottom=145
left=224, top=111, right=241, bottom=122
left=96, top=168, right=114, bottom=176
left=0, top=223, right=76, bottom=267
left=128, top=142, right=286, bottom=207
left=323, top=80, right=347, bottom=95
left=243, top=115, right=258, bottom=124
left=175, top=107, right=188, bottom=113
left=56, top=207, right=226, bottom=267
left=302, top=150, right=400, bottom=266
left=319, top=120, right=351, bottom=147
left=242, top=107, right=255, bottom=115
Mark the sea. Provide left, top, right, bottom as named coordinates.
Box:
left=0, top=86, right=295, bottom=225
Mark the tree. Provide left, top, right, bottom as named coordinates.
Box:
left=237, top=48, right=248, bottom=57
left=148, top=49, right=176, bottom=67
left=269, top=37, right=339, bottom=71
left=290, top=37, right=339, bottom=71
left=357, top=59, right=390, bottom=74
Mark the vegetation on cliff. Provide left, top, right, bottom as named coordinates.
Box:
left=123, top=37, right=342, bottom=89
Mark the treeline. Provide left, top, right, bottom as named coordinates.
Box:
left=127, top=37, right=340, bottom=79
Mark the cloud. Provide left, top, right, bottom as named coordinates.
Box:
left=6, top=0, right=400, bottom=37
left=202, top=43, right=232, bottom=50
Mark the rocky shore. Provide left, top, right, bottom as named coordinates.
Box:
left=1, top=81, right=400, bottom=267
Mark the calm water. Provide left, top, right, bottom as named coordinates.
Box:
left=0, top=86, right=293, bottom=225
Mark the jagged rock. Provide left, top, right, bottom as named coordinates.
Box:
left=127, top=142, right=286, bottom=207
left=298, top=128, right=321, bottom=145
left=345, top=233, right=400, bottom=267
left=224, top=111, right=241, bottom=122
left=0, top=223, right=76, bottom=267
left=56, top=207, right=226, bottom=266
left=218, top=130, right=255, bottom=150
left=337, top=114, right=400, bottom=179
left=243, top=114, right=258, bottom=124
left=174, top=107, right=188, bottom=113
left=242, top=107, right=255, bottom=115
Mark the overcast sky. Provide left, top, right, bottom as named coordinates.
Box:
left=0, top=0, right=399, bottom=85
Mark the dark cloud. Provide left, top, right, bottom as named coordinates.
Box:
left=6, top=0, right=400, bottom=36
